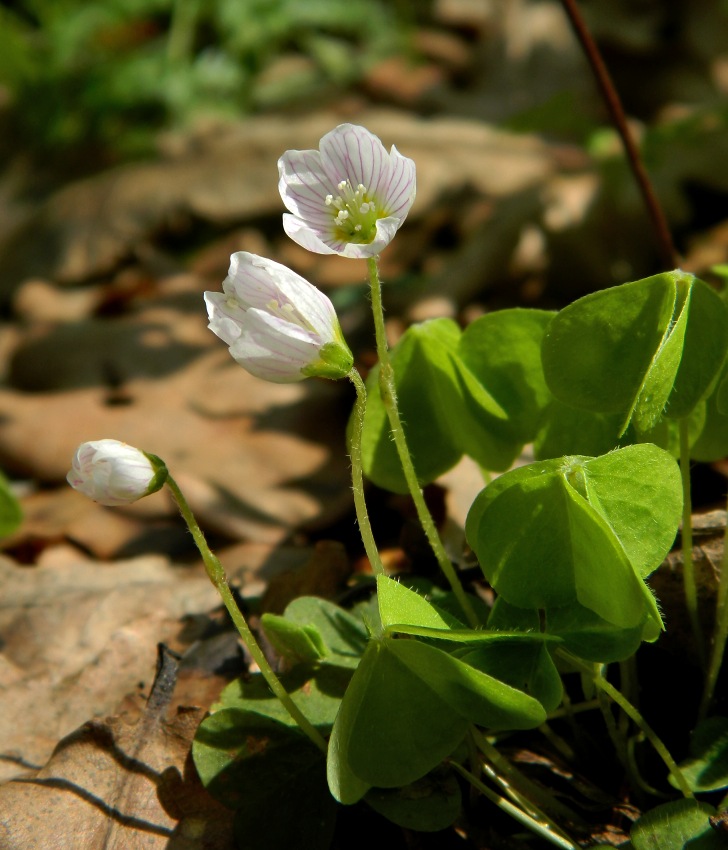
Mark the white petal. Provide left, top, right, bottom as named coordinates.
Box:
left=278, top=149, right=336, bottom=219
left=282, top=214, right=339, bottom=256
left=375, top=145, right=417, bottom=219
left=319, top=124, right=385, bottom=192
left=228, top=311, right=320, bottom=383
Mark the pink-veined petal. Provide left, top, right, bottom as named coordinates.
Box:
left=319, top=124, right=385, bottom=193
left=278, top=124, right=416, bottom=258
left=278, top=149, right=337, bottom=220
left=205, top=252, right=352, bottom=383
left=282, top=214, right=339, bottom=256
left=376, top=146, right=417, bottom=218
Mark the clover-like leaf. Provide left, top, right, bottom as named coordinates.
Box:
left=193, top=709, right=337, bottom=850
left=327, top=636, right=545, bottom=799
left=360, top=318, right=520, bottom=492
left=459, top=308, right=554, bottom=443
left=466, top=445, right=680, bottom=630
left=542, top=270, right=728, bottom=434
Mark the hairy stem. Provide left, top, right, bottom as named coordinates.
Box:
left=366, top=257, right=478, bottom=627
left=679, top=417, right=704, bottom=668
left=165, top=475, right=327, bottom=753
left=559, top=650, right=692, bottom=798
left=348, top=368, right=386, bottom=576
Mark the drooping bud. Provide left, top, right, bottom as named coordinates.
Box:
left=67, top=440, right=167, bottom=506
left=204, top=252, right=353, bottom=383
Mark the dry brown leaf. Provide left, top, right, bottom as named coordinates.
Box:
left=0, top=648, right=234, bottom=849
left=0, top=110, right=557, bottom=297
left=0, top=551, right=221, bottom=783
left=0, top=341, right=351, bottom=543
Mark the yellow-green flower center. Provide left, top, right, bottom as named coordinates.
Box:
left=325, top=180, right=381, bottom=244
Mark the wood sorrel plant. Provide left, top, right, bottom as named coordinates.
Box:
left=68, top=122, right=728, bottom=849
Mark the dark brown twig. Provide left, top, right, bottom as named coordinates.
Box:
left=560, top=0, right=679, bottom=270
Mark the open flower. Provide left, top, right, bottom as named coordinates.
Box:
left=67, top=440, right=167, bottom=506
left=278, top=124, right=416, bottom=259
left=204, top=252, right=353, bottom=383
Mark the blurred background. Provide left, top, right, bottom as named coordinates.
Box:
left=1, top=0, right=728, bottom=545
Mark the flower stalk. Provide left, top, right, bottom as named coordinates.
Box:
left=679, top=418, right=704, bottom=668
left=348, top=369, right=386, bottom=576
left=558, top=649, right=692, bottom=798
left=366, top=257, right=478, bottom=627
left=165, top=474, right=327, bottom=754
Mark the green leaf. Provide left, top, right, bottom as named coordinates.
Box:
left=261, top=613, right=327, bottom=664
left=327, top=639, right=469, bottom=797
left=365, top=768, right=462, bottom=832
left=214, top=664, right=351, bottom=733
left=545, top=602, right=645, bottom=663
left=466, top=446, right=679, bottom=629
left=360, top=318, right=519, bottom=492
left=693, top=360, right=728, bottom=461
left=542, top=271, right=728, bottom=434
left=327, top=637, right=545, bottom=797
left=487, top=597, right=541, bottom=631
left=279, top=596, right=369, bottom=669
left=631, top=799, right=724, bottom=850
left=576, top=443, right=682, bottom=578
left=192, top=709, right=337, bottom=850
left=455, top=641, right=563, bottom=712
left=488, top=597, right=645, bottom=664
left=377, top=575, right=464, bottom=631
left=534, top=398, right=626, bottom=460
left=458, top=308, right=555, bottom=443
left=675, top=717, right=728, bottom=792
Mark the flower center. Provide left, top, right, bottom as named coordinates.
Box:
left=325, top=181, right=381, bottom=243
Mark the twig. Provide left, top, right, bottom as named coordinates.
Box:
left=559, top=0, right=678, bottom=270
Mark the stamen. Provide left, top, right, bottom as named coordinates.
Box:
left=326, top=178, right=379, bottom=242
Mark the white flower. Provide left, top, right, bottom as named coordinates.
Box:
left=67, top=440, right=167, bottom=506
left=277, top=123, right=416, bottom=259
left=204, top=252, right=353, bottom=383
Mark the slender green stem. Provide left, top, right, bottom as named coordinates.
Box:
left=366, top=256, right=478, bottom=627
left=679, top=417, right=705, bottom=667
left=596, top=676, right=628, bottom=767
left=472, top=728, right=583, bottom=826
left=539, top=722, right=576, bottom=761
left=558, top=650, right=693, bottom=798
left=348, top=368, right=385, bottom=576
left=165, top=474, right=327, bottom=753
left=449, top=760, right=581, bottom=850
left=699, top=496, right=728, bottom=719
left=626, top=734, right=673, bottom=798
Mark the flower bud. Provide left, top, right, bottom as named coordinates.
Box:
left=204, top=252, right=353, bottom=383
left=67, top=440, right=167, bottom=506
